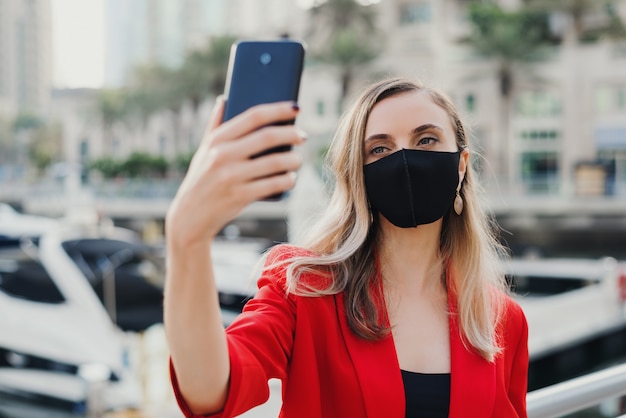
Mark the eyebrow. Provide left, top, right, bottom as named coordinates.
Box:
left=365, top=123, right=444, bottom=142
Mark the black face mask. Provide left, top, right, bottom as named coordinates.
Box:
left=363, top=149, right=461, bottom=228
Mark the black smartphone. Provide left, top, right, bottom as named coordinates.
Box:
left=222, top=40, right=305, bottom=200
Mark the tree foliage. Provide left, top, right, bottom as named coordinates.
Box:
left=28, top=123, right=63, bottom=174
left=464, top=2, right=555, bottom=187
left=96, top=89, right=129, bottom=127
left=3, top=114, right=62, bottom=174
left=12, top=113, right=44, bottom=132
left=124, top=34, right=236, bottom=119
left=173, top=151, right=194, bottom=174
left=95, top=35, right=235, bottom=131
left=122, top=152, right=168, bottom=178
left=92, top=35, right=236, bottom=159
left=90, top=152, right=169, bottom=179
left=0, top=117, right=12, bottom=163
left=89, top=156, right=124, bottom=179
left=524, top=0, right=626, bottom=42
left=177, top=35, right=236, bottom=112
left=306, top=0, right=384, bottom=106
left=467, top=2, right=552, bottom=97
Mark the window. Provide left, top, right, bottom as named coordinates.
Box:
left=62, top=238, right=165, bottom=332
left=519, top=130, right=559, bottom=143
left=516, top=91, right=561, bottom=117
left=113, top=138, right=121, bottom=156
left=80, top=140, right=89, bottom=159
left=159, top=135, right=167, bottom=154
left=594, top=86, right=612, bottom=114
left=597, top=150, right=626, bottom=196
left=617, top=87, right=626, bottom=111
left=466, top=94, right=476, bottom=113
left=594, top=85, right=626, bottom=114
left=316, top=100, right=325, bottom=117
left=0, top=248, right=65, bottom=304
left=399, top=2, right=431, bottom=25
left=520, top=152, right=559, bottom=193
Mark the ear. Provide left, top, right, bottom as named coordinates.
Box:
left=458, top=148, right=469, bottom=187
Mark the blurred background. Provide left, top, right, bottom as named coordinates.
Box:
left=1, top=0, right=626, bottom=417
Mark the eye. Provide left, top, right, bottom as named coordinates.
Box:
left=417, top=136, right=438, bottom=146
left=370, top=145, right=388, bottom=155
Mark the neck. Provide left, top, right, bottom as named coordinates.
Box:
left=376, top=218, right=444, bottom=295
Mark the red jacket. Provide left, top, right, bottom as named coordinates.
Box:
left=171, top=245, right=529, bottom=417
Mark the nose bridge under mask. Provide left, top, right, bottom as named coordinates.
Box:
left=400, top=149, right=417, bottom=226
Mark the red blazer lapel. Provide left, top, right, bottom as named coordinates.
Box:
left=336, top=293, right=405, bottom=418
left=448, top=291, right=496, bottom=418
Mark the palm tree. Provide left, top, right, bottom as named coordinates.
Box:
left=522, top=0, right=626, bottom=195
left=178, top=35, right=236, bottom=114
left=306, top=0, right=384, bottom=108
left=96, top=89, right=128, bottom=156
left=524, top=0, right=625, bottom=43
left=28, top=122, right=63, bottom=176
left=124, top=88, right=161, bottom=137
left=465, top=2, right=552, bottom=186
left=176, top=35, right=236, bottom=150
left=128, top=64, right=186, bottom=154
left=124, top=35, right=235, bottom=155
left=11, top=113, right=45, bottom=171
left=0, top=117, right=12, bottom=164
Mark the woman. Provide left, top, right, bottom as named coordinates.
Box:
left=165, top=77, right=529, bottom=417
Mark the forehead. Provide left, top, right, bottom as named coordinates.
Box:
left=365, top=90, right=455, bottom=137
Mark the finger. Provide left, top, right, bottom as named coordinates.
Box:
left=212, top=101, right=299, bottom=145
left=241, top=171, right=298, bottom=202
left=207, top=95, right=225, bottom=131
left=232, top=125, right=306, bottom=160
left=240, top=151, right=303, bottom=182
left=205, top=125, right=305, bottom=171
left=208, top=150, right=302, bottom=190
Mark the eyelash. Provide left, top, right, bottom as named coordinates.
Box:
left=370, top=146, right=387, bottom=154
left=368, top=137, right=438, bottom=154
left=418, top=136, right=438, bottom=146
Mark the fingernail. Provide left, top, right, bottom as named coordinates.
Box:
left=297, top=128, right=308, bottom=141
left=292, top=102, right=300, bottom=111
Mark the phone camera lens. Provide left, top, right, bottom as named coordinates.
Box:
left=260, top=53, right=272, bottom=65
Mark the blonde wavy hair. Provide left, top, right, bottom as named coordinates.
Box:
left=268, top=77, right=509, bottom=362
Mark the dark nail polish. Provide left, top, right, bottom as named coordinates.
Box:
left=292, top=102, right=300, bottom=111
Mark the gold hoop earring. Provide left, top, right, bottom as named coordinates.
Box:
left=454, top=186, right=464, bottom=216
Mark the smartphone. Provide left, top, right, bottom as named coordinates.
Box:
left=222, top=40, right=305, bottom=200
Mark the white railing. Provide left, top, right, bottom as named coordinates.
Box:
left=527, top=362, right=626, bottom=418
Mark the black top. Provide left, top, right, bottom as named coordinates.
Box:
left=401, top=370, right=451, bottom=418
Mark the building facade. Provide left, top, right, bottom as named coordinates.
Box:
left=0, top=0, right=51, bottom=116
left=104, top=0, right=231, bottom=87
left=53, top=0, right=626, bottom=200
left=367, top=0, right=626, bottom=198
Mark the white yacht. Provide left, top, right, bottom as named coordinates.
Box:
left=506, top=256, right=626, bottom=390
left=0, top=218, right=163, bottom=413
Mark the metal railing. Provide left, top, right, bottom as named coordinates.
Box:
left=527, top=362, right=626, bottom=418
left=78, top=363, right=111, bottom=417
